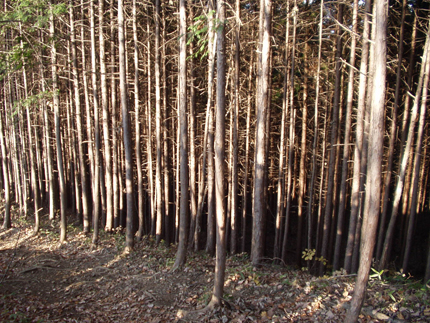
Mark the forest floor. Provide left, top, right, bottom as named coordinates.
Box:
left=1, top=215, right=430, bottom=322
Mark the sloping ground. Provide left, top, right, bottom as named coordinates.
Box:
left=1, top=217, right=429, bottom=322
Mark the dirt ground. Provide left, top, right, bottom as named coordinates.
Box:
left=1, top=217, right=430, bottom=322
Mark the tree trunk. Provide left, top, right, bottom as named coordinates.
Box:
left=133, top=0, right=144, bottom=240
left=90, top=0, right=101, bottom=245
left=118, top=0, right=134, bottom=252
left=208, top=0, right=227, bottom=306
left=344, top=0, right=371, bottom=273
left=173, top=0, right=189, bottom=269
left=49, top=0, right=67, bottom=243
left=0, top=104, right=11, bottom=229
left=252, top=0, right=272, bottom=266
left=345, top=0, right=386, bottom=319
left=319, top=3, right=343, bottom=276
left=99, top=0, right=113, bottom=233
left=333, top=0, right=358, bottom=271
left=155, top=0, right=164, bottom=245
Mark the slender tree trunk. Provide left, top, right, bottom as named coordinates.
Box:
left=155, top=0, right=164, bottom=245
left=333, top=0, right=358, bottom=271
left=229, top=0, right=240, bottom=255
left=90, top=0, right=102, bottom=245
left=173, top=0, right=189, bottom=269
left=345, top=0, right=386, bottom=319
left=0, top=104, right=11, bottom=229
left=344, top=0, right=371, bottom=273
left=69, top=1, right=89, bottom=232
left=319, top=3, right=343, bottom=276
left=49, top=0, right=66, bottom=243
left=306, top=0, right=324, bottom=264
left=118, top=0, right=134, bottom=251
left=98, top=0, right=113, bottom=233
left=133, top=0, right=144, bottom=239
left=208, top=0, right=227, bottom=307
left=241, top=34, right=253, bottom=253
left=252, top=0, right=272, bottom=266
left=274, top=11, right=290, bottom=260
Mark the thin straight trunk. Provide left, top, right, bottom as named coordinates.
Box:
left=307, top=0, right=324, bottom=260
left=155, top=0, right=164, bottom=245
left=110, top=0, right=119, bottom=229
left=282, top=3, right=297, bottom=262
left=173, top=0, right=189, bottom=269
left=274, top=11, right=290, bottom=260
left=209, top=0, right=227, bottom=307
left=379, top=24, right=430, bottom=271
left=344, top=0, right=371, bottom=273
left=119, top=0, right=134, bottom=251
left=230, top=0, right=240, bottom=255
left=90, top=0, right=102, bottom=245
left=206, top=97, right=215, bottom=255
left=402, top=39, right=430, bottom=272
left=99, top=0, right=113, bottom=233
left=82, top=0, right=93, bottom=233
left=147, top=22, right=155, bottom=236
left=162, top=6, right=171, bottom=244
left=134, top=0, right=144, bottom=239
left=252, top=0, right=272, bottom=266
left=0, top=101, right=11, bottom=229
left=241, top=34, right=253, bottom=253
left=319, top=3, right=343, bottom=276
left=49, top=0, right=66, bottom=243
left=333, top=0, right=358, bottom=271
left=199, top=2, right=216, bottom=252
left=23, top=69, right=40, bottom=234
left=69, top=1, right=89, bottom=231
left=188, top=2, right=197, bottom=250
left=345, top=0, right=386, bottom=318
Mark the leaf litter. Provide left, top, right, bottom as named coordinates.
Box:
left=1, top=219, right=430, bottom=322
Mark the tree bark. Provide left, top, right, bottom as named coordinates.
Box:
left=118, top=0, right=134, bottom=251
left=345, top=0, right=387, bottom=319
left=173, top=0, right=189, bottom=269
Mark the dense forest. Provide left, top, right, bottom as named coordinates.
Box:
left=1, top=0, right=430, bottom=320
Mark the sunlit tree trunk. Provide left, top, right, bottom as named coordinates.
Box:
left=69, top=1, right=89, bottom=232
left=252, top=0, right=272, bottom=266
left=333, top=0, right=358, bottom=271
left=0, top=101, right=11, bottom=229
left=133, top=0, right=144, bottom=239
left=118, top=0, right=134, bottom=251
left=319, top=3, right=343, bottom=276
left=155, top=0, right=164, bottom=245
left=344, top=0, right=371, bottom=273
left=98, top=0, right=113, bottom=233
left=90, top=0, right=102, bottom=245
left=346, top=0, right=386, bottom=319
left=49, top=0, right=66, bottom=243
left=173, top=0, right=189, bottom=269
left=209, top=0, right=227, bottom=307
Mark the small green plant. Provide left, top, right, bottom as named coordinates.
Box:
left=301, top=248, right=327, bottom=265
left=369, top=267, right=386, bottom=281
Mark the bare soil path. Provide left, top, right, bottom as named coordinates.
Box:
left=1, top=217, right=429, bottom=322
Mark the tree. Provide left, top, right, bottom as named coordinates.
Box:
left=49, top=0, right=66, bottom=243
left=345, top=0, right=387, bottom=319
left=251, top=0, right=272, bottom=266
left=173, top=0, right=189, bottom=269
left=118, top=0, right=134, bottom=252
